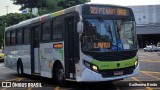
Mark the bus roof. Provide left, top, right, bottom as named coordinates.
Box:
left=5, top=3, right=132, bottom=31
left=5, top=4, right=83, bottom=31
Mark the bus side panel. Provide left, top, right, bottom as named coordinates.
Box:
left=21, top=45, right=31, bottom=74
left=40, top=42, right=64, bottom=78
left=4, top=46, right=15, bottom=70
left=4, top=45, right=31, bottom=75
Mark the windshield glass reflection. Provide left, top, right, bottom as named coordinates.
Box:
left=82, top=18, right=136, bottom=52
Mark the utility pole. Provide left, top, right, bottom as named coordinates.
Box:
left=6, top=6, right=9, bottom=14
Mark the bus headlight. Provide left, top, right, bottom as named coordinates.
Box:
left=135, top=61, right=138, bottom=66
left=84, top=60, right=98, bottom=71
left=92, top=65, right=98, bottom=71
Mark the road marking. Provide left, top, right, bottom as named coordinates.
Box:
left=27, top=81, right=40, bottom=90
left=139, top=60, right=160, bottom=62
left=27, top=87, right=33, bottom=90
left=116, top=86, right=120, bottom=90
left=113, top=82, right=120, bottom=90
left=1, top=78, right=24, bottom=90
left=141, top=71, right=160, bottom=80
left=131, top=77, right=142, bottom=83
left=131, top=77, right=153, bottom=90
left=140, top=71, right=160, bottom=74
left=1, top=88, right=7, bottom=90
left=55, top=85, right=59, bottom=90
left=6, top=78, right=24, bottom=81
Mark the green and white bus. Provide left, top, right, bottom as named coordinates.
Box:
left=4, top=4, right=139, bottom=83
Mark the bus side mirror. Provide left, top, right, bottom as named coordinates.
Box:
left=77, top=22, right=83, bottom=34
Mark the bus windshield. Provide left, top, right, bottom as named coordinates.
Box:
left=82, top=18, right=137, bottom=52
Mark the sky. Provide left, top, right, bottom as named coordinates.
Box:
left=0, top=0, right=21, bottom=16
left=91, top=0, right=160, bottom=6
left=0, top=0, right=160, bottom=16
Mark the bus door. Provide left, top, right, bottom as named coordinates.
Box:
left=31, top=26, right=40, bottom=74
left=64, top=16, right=79, bottom=79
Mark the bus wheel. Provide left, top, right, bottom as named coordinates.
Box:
left=17, top=62, right=23, bottom=76
left=56, top=64, right=65, bottom=85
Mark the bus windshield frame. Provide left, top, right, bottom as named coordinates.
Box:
left=81, top=5, right=137, bottom=53
left=81, top=16, right=137, bottom=53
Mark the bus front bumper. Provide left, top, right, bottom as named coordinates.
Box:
left=77, top=64, right=139, bottom=82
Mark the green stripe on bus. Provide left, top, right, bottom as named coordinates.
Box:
left=58, top=49, right=64, bottom=60
left=51, top=10, right=64, bottom=17
left=92, top=56, right=138, bottom=70
left=40, top=50, right=44, bottom=60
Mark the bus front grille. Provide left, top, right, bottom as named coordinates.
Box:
left=83, top=50, right=137, bottom=61
left=99, top=66, right=135, bottom=78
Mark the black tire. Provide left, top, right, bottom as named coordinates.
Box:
left=55, top=64, right=65, bottom=85
left=17, top=61, right=24, bottom=76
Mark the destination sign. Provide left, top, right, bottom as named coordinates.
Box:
left=84, top=6, right=130, bottom=16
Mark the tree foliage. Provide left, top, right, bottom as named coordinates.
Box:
left=12, top=0, right=90, bottom=15
left=57, top=0, right=90, bottom=8
left=38, top=0, right=63, bottom=15
left=13, top=0, right=39, bottom=10
left=0, top=13, right=34, bottom=47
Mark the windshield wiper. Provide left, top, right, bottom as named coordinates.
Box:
left=117, top=20, right=124, bottom=31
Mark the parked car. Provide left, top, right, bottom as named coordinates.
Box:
left=157, top=42, right=160, bottom=47
left=157, top=45, right=160, bottom=51
left=143, top=45, right=157, bottom=52
left=0, top=52, right=4, bottom=61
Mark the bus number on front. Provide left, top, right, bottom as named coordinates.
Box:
left=94, top=42, right=110, bottom=48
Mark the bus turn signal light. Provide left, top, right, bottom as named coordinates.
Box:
left=53, top=43, right=63, bottom=49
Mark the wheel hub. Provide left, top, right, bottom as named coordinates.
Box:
left=58, top=69, right=64, bottom=81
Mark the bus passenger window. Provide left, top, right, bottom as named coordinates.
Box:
left=6, top=32, right=10, bottom=46
left=17, top=29, right=23, bottom=44
left=53, top=18, right=63, bottom=41
left=42, top=21, right=51, bottom=41
left=11, top=31, right=16, bottom=45
left=24, top=28, right=30, bottom=44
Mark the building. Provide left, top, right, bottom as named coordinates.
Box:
left=129, top=5, right=160, bottom=48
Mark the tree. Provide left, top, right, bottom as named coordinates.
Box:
left=12, top=0, right=39, bottom=10
left=12, top=0, right=90, bottom=15
left=38, top=0, right=62, bottom=15
left=0, top=13, right=35, bottom=48
left=57, top=0, right=90, bottom=8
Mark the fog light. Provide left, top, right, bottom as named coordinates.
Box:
left=135, top=61, right=138, bottom=66
left=92, top=65, right=98, bottom=71
left=84, top=61, right=91, bottom=68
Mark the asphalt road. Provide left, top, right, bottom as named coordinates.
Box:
left=0, top=49, right=160, bottom=90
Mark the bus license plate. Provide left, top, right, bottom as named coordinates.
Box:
left=114, top=71, right=123, bottom=76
